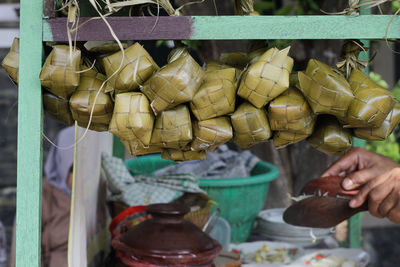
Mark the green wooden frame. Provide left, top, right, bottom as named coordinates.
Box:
left=17, top=0, right=397, bottom=265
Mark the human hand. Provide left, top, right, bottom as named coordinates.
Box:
left=349, top=168, right=400, bottom=223
left=321, top=147, right=399, bottom=191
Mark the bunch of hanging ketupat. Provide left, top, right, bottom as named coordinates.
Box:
left=2, top=38, right=400, bottom=161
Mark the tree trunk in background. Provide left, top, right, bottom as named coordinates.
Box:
left=176, top=0, right=349, bottom=208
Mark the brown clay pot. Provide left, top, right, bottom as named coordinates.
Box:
left=114, top=203, right=222, bottom=267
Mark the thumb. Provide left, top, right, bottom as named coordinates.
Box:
left=342, top=169, right=376, bottom=190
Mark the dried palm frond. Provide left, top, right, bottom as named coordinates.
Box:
left=102, top=42, right=159, bottom=94
left=69, top=69, right=114, bottom=132
left=1, top=37, right=19, bottom=84
left=151, top=105, right=193, bottom=149
left=268, top=88, right=316, bottom=135
left=344, top=69, right=395, bottom=128
left=121, top=138, right=162, bottom=156
left=162, top=149, right=206, bottom=162
left=109, top=92, right=154, bottom=146
left=191, top=117, right=233, bottom=151
left=43, top=93, right=74, bottom=126
left=298, top=59, right=354, bottom=118
left=238, top=47, right=294, bottom=108
left=307, top=116, right=352, bottom=156
left=273, top=131, right=308, bottom=149
left=234, top=0, right=259, bottom=15
left=353, top=102, right=400, bottom=141
left=190, top=68, right=237, bottom=121
left=220, top=52, right=249, bottom=69
left=231, top=102, right=271, bottom=148
left=141, top=52, right=204, bottom=114
left=40, top=45, right=81, bottom=99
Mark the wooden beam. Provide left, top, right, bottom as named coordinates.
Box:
left=16, top=0, right=43, bottom=266
left=43, top=15, right=400, bottom=41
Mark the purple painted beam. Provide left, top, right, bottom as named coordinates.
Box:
left=46, top=16, right=194, bottom=41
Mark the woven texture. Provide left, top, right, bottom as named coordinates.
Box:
left=273, top=131, right=308, bottom=149
left=298, top=59, right=354, bottom=118
left=40, top=45, right=81, bottom=99
left=121, top=139, right=162, bottom=156
left=238, top=47, right=294, bottom=108
left=1, top=37, right=19, bottom=84
left=344, top=69, right=395, bottom=128
left=190, top=68, right=237, bottom=121
left=69, top=69, right=113, bottom=131
left=161, top=149, right=207, bottom=162
left=268, top=87, right=316, bottom=135
left=102, top=42, right=158, bottom=94
left=43, top=93, right=74, bottom=126
left=231, top=102, right=271, bottom=148
left=191, top=117, right=233, bottom=151
left=151, top=105, right=193, bottom=149
left=307, top=116, right=352, bottom=156
left=354, top=102, right=400, bottom=141
left=109, top=92, right=154, bottom=147
left=141, top=53, right=205, bottom=114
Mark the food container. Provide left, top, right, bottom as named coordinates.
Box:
left=112, top=203, right=222, bottom=267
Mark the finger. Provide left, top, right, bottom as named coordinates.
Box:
left=368, top=184, right=393, bottom=218
left=378, top=188, right=397, bottom=217
left=387, top=201, right=400, bottom=223
left=342, top=168, right=377, bottom=190
left=349, top=173, right=390, bottom=208
left=321, top=149, right=360, bottom=177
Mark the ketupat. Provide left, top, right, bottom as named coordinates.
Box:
left=1, top=37, right=19, bottom=84
left=273, top=131, right=308, bottom=149
left=343, top=69, right=395, bottom=128
left=69, top=69, right=114, bottom=131
left=141, top=51, right=205, bottom=115
left=121, top=139, right=162, bottom=156
left=40, top=45, right=81, bottom=99
left=150, top=105, right=193, bottom=149
left=43, top=93, right=74, bottom=126
left=298, top=59, right=354, bottom=118
left=102, top=42, right=159, bottom=94
left=231, top=102, right=272, bottom=148
left=268, top=88, right=316, bottom=135
left=190, top=68, right=237, bottom=121
left=307, top=116, right=352, bottom=156
left=238, top=47, right=294, bottom=108
left=109, top=92, right=154, bottom=147
left=354, top=102, right=400, bottom=141
left=191, top=117, right=233, bottom=151
left=162, top=149, right=206, bottom=162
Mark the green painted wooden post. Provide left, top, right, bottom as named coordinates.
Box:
left=113, top=135, right=125, bottom=160
left=16, top=0, right=43, bottom=266
left=348, top=0, right=371, bottom=249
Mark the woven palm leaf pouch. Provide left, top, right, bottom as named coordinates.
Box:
left=307, top=116, right=352, bottom=156
left=354, top=102, right=400, bottom=141
left=273, top=131, right=308, bottom=149
left=344, top=69, right=395, bottom=128
left=69, top=69, right=113, bottom=131
left=102, top=42, right=159, bottom=94
left=191, top=117, right=233, bottom=151
left=268, top=87, right=316, bottom=135
left=150, top=105, right=193, bottom=149
left=43, top=93, right=74, bottom=126
left=190, top=68, right=237, bottom=121
left=298, top=59, right=354, bottom=118
left=231, top=102, right=272, bottom=148
left=141, top=51, right=205, bottom=115
left=40, top=45, right=81, bottom=99
left=109, top=92, right=154, bottom=148
left=121, top=139, right=162, bottom=156
left=1, top=37, right=19, bottom=84
left=162, top=149, right=206, bottom=162
left=237, top=47, right=294, bottom=108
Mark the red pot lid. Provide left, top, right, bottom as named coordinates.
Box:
left=117, top=203, right=221, bottom=266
